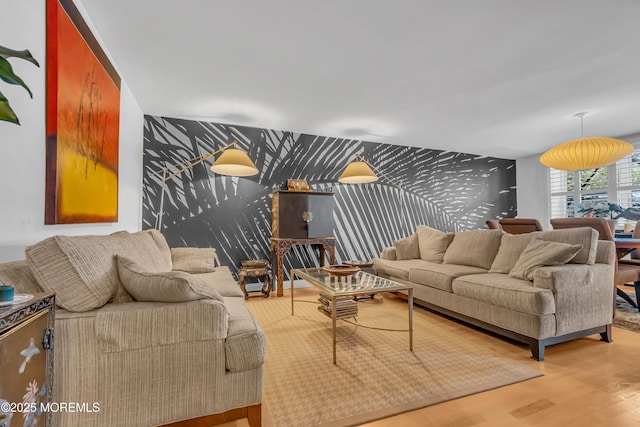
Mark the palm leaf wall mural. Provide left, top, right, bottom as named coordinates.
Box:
left=142, top=116, right=516, bottom=279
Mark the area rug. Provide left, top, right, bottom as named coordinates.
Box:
left=614, top=289, right=640, bottom=333
left=247, top=289, right=543, bottom=427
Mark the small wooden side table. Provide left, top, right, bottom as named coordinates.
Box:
left=238, top=260, right=272, bottom=299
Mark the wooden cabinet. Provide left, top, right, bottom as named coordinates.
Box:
left=0, top=293, right=55, bottom=427
left=271, top=191, right=335, bottom=239
left=270, top=191, right=336, bottom=296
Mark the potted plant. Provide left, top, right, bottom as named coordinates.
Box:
left=0, top=45, right=39, bottom=125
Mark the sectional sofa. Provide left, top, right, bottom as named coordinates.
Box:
left=0, top=229, right=263, bottom=427
left=373, top=226, right=616, bottom=360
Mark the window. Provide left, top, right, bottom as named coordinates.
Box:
left=548, top=143, right=640, bottom=229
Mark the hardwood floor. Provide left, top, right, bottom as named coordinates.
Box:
left=223, top=289, right=640, bottom=427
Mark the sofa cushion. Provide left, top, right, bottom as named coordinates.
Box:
left=409, top=263, right=488, bottom=292
left=196, top=266, right=245, bottom=297
left=394, top=234, right=420, bottom=260
left=509, top=239, right=583, bottom=281
left=116, top=256, right=224, bottom=303
left=146, top=229, right=173, bottom=269
left=223, top=297, right=266, bottom=372
left=452, top=273, right=556, bottom=316
left=537, top=227, right=598, bottom=265
left=112, top=230, right=174, bottom=273
left=489, top=233, right=539, bottom=274
left=171, top=247, right=218, bottom=273
left=95, top=299, right=229, bottom=353
left=0, top=260, right=43, bottom=295
left=443, top=229, right=503, bottom=269
left=25, top=230, right=173, bottom=312
left=372, top=258, right=438, bottom=281
left=416, top=225, right=454, bottom=263
left=26, top=233, right=124, bottom=312
left=380, top=246, right=397, bottom=260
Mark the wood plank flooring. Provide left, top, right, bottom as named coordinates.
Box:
left=223, top=288, right=640, bottom=427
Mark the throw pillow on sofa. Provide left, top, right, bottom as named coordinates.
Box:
left=537, top=228, right=598, bottom=265
left=116, top=256, right=224, bottom=303
left=489, top=233, right=539, bottom=274
left=394, top=234, right=420, bottom=260
left=416, top=225, right=454, bottom=263
left=509, top=239, right=583, bottom=281
left=171, top=247, right=218, bottom=273
left=443, top=229, right=503, bottom=269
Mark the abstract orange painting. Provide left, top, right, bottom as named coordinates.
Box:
left=46, top=0, right=120, bottom=224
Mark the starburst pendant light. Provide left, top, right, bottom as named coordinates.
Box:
left=540, top=112, right=633, bottom=170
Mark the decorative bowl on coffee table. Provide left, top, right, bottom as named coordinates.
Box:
left=321, top=264, right=361, bottom=276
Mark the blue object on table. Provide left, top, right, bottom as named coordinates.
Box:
left=0, top=285, right=14, bottom=302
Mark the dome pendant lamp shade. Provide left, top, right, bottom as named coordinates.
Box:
left=540, top=113, right=633, bottom=171
left=210, top=148, right=259, bottom=176
left=338, top=160, right=378, bottom=183
left=540, top=137, right=634, bottom=170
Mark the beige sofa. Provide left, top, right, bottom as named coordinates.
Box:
left=373, top=226, right=616, bottom=360
left=0, top=230, right=264, bottom=427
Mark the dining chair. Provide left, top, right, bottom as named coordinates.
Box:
left=617, top=223, right=640, bottom=309
left=619, top=222, right=640, bottom=263
left=485, top=218, right=543, bottom=234
left=551, top=217, right=640, bottom=311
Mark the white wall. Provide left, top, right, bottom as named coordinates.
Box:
left=0, top=0, right=144, bottom=262
left=516, top=154, right=551, bottom=229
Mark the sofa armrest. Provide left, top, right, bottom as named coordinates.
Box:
left=95, top=299, right=228, bottom=353
left=533, top=263, right=614, bottom=335
left=380, top=246, right=397, bottom=260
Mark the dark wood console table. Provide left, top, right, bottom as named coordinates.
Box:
left=270, top=237, right=336, bottom=296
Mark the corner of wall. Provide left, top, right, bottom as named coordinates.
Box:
left=516, top=154, right=550, bottom=229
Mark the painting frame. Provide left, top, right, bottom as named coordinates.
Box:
left=45, top=0, right=121, bottom=224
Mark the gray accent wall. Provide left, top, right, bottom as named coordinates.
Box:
left=142, top=115, right=516, bottom=276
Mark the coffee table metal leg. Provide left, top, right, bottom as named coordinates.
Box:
left=408, top=288, right=414, bottom=351
left=332, top=295, right=337, bottom=365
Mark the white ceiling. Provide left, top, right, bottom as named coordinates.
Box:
left=78, top=0, right=640, bottom=159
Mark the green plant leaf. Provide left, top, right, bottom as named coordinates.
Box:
left=0, top=46, right=40, bottom=67
left=0, top=91, right=20, bottom=125
left=0, top=55, right=33, bottom=98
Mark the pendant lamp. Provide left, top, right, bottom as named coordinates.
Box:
left=540, top=113, right=633, bottom=171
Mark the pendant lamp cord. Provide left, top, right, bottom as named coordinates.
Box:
left=575, top=112, right=600, bottom=190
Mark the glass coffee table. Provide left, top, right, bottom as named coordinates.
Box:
left=290, top=267, right=413, bottom=364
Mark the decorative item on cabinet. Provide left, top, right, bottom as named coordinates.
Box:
left=287, top=179, right=310, bottom=192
